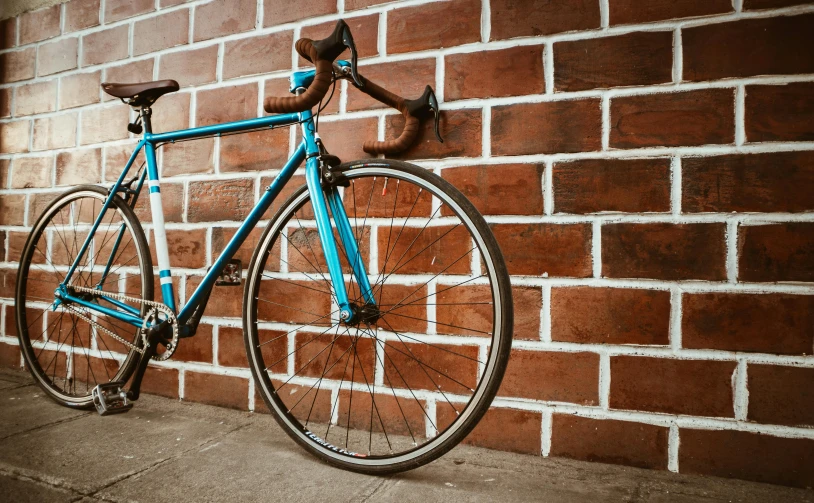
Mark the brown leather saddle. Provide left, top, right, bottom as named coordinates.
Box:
left=101, top=80, right=179, bottom=107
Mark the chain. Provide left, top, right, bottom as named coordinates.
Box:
left=63, top=285, right=179, bottom=361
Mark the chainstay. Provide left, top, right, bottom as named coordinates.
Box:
left=65, top=285, right=179, bottom=360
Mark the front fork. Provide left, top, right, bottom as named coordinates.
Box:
left=304, top=155, right=376, bottom=323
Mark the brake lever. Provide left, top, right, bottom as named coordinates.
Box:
left=341, top=25, right=363, bottom=87
left=405, top=85, right=444, bottom=143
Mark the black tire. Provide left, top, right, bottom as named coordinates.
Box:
left=243, top=159, right=513, bottom=474
left=15, top=185, right=153, bottom=409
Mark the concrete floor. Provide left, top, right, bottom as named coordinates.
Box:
left=0, top=368, right=811, bottom=503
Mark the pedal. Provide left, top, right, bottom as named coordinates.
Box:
left=92, top=382, right=133, bottom=416
left=215, top=259, right=242, bottom=286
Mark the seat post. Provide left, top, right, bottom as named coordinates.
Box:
left=141, top=106, right=153, bottom=134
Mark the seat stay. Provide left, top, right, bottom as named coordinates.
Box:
left=62, top=139, right=147, bottom=287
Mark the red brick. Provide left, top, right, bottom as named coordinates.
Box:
left=223, top=31, right=293, bottom=81
left=316, top=117, right=378, bottom=161
left=80, top=105, right=130, bottom=144
left=1, top=18, right=16, bottom=49
left=376, top=224, right=472, bottom=276
left=384, top=340, right=480, bottom=394
left=211, top=226, right=267, bottom=268
left=159, top=46, right=219, bottom=88
left=492, top=100, right=601, bottom=155
left=552, top=287, right=671, bottom=346
left=683, top=14, right=814, bottom=82
left=490, top=0, right=599, bottom=40
left=256, top=278, right=332, bottom=324
left=553, top=158, right=671, bottom=214
left=262, top=380, right=333, bottom=421
left=7, top=231, right=31, bottom=263
left=151, top=92, right=190, bottom=133
left=603, top=223, right=726, bottom=281
left=11, top=156, right=51, bottom=189
left=610, top=0, right=732, bottom=25
left=552, top=415, right=669, bottom=470
left=386, top=108, right=482, bottom=160
left=171, top=324, right=213, bottom=364
left=0, top=343, right=21, bottom=368
left=104, top=141, right=142, bottom=180
left=344, top=0, right=387, bottom=9
left=335, top=390, right=427, bottom=439
left=161, top=0, right=191, bottom=6
left=133, top=9, right=189, bottom=56
left=151, top=229, right=206, bottom=269
left=15, top=81, right=57, bottom=116
left=184, top=275, right=240, bottom=318
left=683, top=152, right=814, bottom=213
left=217, top=326, right=251, bottom=368
left=195, top=0, right=256, bottom=42
left=680, top=429, right=814, bottom=488
left=300, top=15, right=378, bottom=60
left=2, top=48, right=36, bottom=82
left=500, top=349, right=600, bottom=404
left=746, top=83, right=814, bottom=142
left=196, top=83, right=258, bottom=126
left=438, top=406, right=542, bottom=455
left=161, top=137, right=214, bottom=177
left=64, top=0, right=101, bottom=33
left=39, top=38, right=80, bottom=76
left=19, top=6, right=60, bottom=45
left=0, top=269, right=19, bottom=298
left=139, top=365, right=180, bottom=399
left=492, top=223, right=592, bottom=277
left=0, top=120, right=31, bottom=154
left=446, top=46, right=544, bottom=100
left=59, top=71, right=101, bottom=109
left=744, top=0, right=810, bottom=7
left=184, top=371, right=249, bottom=409
left=263, top=0, right=336, bottom=27
left=683, top=293, right=814, bottom=355
left=56, top=148, right=101, bottom=186
left=373, top=283, right=427, bottom=333
left=387, top=0, right=480, bottom=54
left=748, top=364, right=814, bottom=426
left=348, top=59, right=436, bottom=112
left=331, top=175, right=431, bottom=220
left=296, top=332, right=377, bottom=384
left=105, top=0, right=153, bottom=22
left=0, top=88, right=10, bottom=118
left=83, top=26, right=129, bottom=66
left=739, top=223, right=814, bottom=282
left=556, top=31, right=673, bottom=92
left=260, top=174, right=306, bottom=219
left=188, top=178, right=255, bottom=222
left=136, top=182, right=182, bottom=223
left=105, top=59, right=155, bottom=92
left=610, top=89, right=734, bottom=148
left=0, top=160, right=9, bottom=187
left=0, top=195, right=26, bottom=225
left=441, top=164, right=544, bottom=216
left=610, top=356, right=735, bottom=417
left=33, top=114, right=78, bottom=151
left=220, top=128, right=290, bottom=172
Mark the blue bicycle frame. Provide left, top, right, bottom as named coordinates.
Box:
left=56, top=62, right=374, bottom=333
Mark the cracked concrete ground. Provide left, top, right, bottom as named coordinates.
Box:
left=0, top=368, right=811, bottom=503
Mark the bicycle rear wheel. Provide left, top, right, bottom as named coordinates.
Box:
left=15, top=185, right=153, bottom=408
left=244, top=159, right=513, bottom=474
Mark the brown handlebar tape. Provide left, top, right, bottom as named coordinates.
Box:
left=356, top=75, right=421, bottom=155
left=263, top=39, right=332, bottom=114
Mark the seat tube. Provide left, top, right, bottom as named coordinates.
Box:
left=142, top=108, right=176, bottom=312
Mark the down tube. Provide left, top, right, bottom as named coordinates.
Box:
left=177, top=142, right=307, bottom=324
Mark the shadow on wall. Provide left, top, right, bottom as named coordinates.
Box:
left=1, top=0, right=64, bottom=21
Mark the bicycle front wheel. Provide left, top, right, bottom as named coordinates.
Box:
left=244, top=159, right=513, bottom=474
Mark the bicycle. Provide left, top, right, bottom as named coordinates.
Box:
left=14, top=20, right=513, bottom=475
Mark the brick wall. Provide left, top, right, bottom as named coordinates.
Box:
left=2, top=0, right=814, bottom=488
